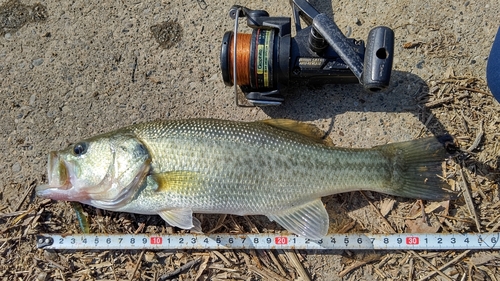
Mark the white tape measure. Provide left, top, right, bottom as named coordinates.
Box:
left=37, top=232, right=500, bottom=250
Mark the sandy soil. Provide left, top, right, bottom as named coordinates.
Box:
left=1, top=0, right=499, bottom=280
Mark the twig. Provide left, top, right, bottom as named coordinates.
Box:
left=489, top=218, right=500, bottom=233
left=417, top=250, right=470, bottom=281
left=58, top=269, right=67, bottom=281
left=158, top=258, right=201, bottom=281
left=466, top=120, right=484, bottom=152
left=46, top=259, right=67, bottom=271
left=424, top=112, right=434, bottom=128
left=457, top=86, right=492, bottom=96
left=478, top=266, right=498, bottom=281
left=360, top=191, right=396, bottom=233
left=284, top=250, right=311, bottom=281
left=128, top=250, right=144, bottom=281
left=10, top=205, right=37, bottom=226
left=212, top=251, right=232, bottom=267
left=419, top=200, right=428, bottom=224
left=240, top=252, right=252, bottom=267
left=248, top=265, right=289, bottom=281
left=194, top=255, right=209, bottom=281
left=425, top=93, right=469, bottom=108
left=207, top=214, right=227, bottom=234
left=244, top=216, right=260, bottom=233
left=373, top=266, right=387, bottom=279
left=0, top=210, right=26, bottom=218
left=109, top=251, right=119, bottom=281
left=410, top=250, right=452, bottom=281
left=408, top=257, right=414, bottom=281
left=14, top=179, right=36, bottom=212
left=267, top=250, right=288, bottom=278
left=425, top=96, right=454, bottom=108
left=458, top=164, right=481, bottom=232
left=134, top=223, right=146, bottom=234
left=249, top=249, right=262, bottom=268
left=338, top=256, right=381, bottom=278
left=460, top=270, right=467, bottom=281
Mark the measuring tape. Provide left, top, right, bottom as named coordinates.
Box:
left=37, top=232, right=500, bottom=250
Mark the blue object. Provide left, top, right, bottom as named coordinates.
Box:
left=487, top=27, right=500, bottom=102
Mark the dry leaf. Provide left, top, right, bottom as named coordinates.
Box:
left=469, top=252, right=500, bottom=266
left=380, top=198, right=396, bottom=217
left=405, top=201, right=450, bottom=233
left=408, top=201, right=448, bottom=219
left=405, top=217, right=440, bottom=233
left=403, top=41, right=423, bottom=48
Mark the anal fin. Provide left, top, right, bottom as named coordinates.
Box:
left=158, top=208, right=196, bottom=230
left=268, top=199, right=329, bottom=240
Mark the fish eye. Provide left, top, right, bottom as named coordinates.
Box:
left=73, top=142, right=88, bottom=156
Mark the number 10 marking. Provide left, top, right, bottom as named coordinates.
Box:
left=150, top=237, right=163, bottom=245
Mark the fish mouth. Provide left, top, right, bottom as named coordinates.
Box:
left=35, top=151, right=73, bottom=199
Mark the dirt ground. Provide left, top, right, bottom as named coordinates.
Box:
left=1, top=0, right=500, bottom=280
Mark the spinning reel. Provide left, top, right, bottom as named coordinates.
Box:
left=220, top=0, right=395, bottom=106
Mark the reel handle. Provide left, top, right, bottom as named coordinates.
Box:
left=363, top=26, right=395, bottom=92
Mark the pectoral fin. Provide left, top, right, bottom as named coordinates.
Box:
left=268, top=199, right=329, bottom=240
left=154, top=172, right=203, bottom=232
left=158, top=208, right=197, bottom=230
left=152, top=171, right=201, bottom=192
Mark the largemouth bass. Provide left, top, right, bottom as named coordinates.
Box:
left=36, top=119, right=455, bottom=239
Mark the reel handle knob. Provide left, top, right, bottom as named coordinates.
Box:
left=363, top=26, right=395, bottom=92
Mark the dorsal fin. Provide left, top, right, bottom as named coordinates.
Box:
left=259, top=119, right=334, bottom=146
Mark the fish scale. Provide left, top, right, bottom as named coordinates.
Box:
left=36, top=119, right=455, bottom=239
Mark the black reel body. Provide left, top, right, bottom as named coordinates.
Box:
left=220, top=0, right=394, bottom=106
left=290, top=26, right=364, bottom=85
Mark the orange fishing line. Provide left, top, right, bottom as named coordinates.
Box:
left=228, top=33, right=251, bottom=85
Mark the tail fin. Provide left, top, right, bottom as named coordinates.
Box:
left=374, top=136, right=457, bottom=201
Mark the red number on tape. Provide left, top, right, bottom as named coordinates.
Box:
left=275, top=237, right=288, bottom=245
left=406, top=237, right=419, bottom=245
left=150, top=237, right=163, bottom=245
